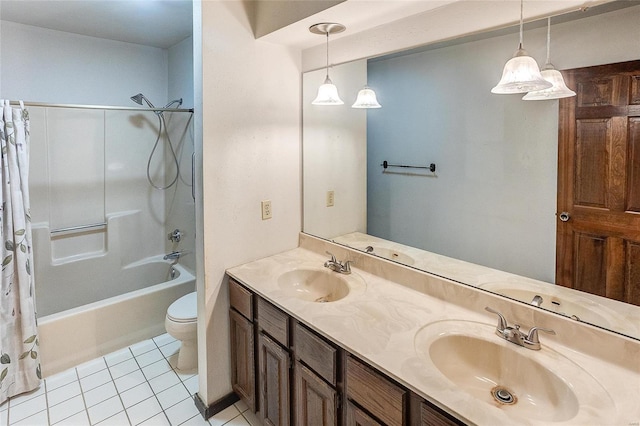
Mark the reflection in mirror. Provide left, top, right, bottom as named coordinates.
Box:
left=302, top=2, right=640, bottom=340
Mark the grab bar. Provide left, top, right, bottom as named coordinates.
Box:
left=50, top=222, right=107, bottom=236
left=381, top=160, right=436, bottom=173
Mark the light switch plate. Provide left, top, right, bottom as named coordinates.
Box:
left=327, top=190, right=335, bottom=207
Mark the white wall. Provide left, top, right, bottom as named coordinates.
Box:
left=198, top=1, right=301, bottom=405
left=303, top=60, right=367, bottom=238
left=0, top=21, right=167, bottom=106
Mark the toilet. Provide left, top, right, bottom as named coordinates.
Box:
left=165, top=291, right=198, bottom=371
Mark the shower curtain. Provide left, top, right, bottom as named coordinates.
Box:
left=0, top=100, right=40, bottom=405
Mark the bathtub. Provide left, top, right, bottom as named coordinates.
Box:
left=38, top=257, right=195, bottom=377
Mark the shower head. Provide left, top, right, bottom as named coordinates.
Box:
left=130, top=93, right=156, bottom=109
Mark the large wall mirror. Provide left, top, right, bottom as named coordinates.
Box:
left=302, top=1, right=640, bottom=340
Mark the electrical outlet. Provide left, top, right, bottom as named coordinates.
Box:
left=326, top=190, right=335, bottom=207
left=261, top=200, right=272, bottom=220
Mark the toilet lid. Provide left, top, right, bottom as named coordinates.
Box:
left=167, top=292, right=197, bottom=322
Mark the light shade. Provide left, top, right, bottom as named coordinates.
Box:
left=522, top=67, right=576, bottom=100
left=491, top=48, right=552, bottom=94
left=312, top=76, right=344, bottom=106
left=352, top=86, right=381, bottom=109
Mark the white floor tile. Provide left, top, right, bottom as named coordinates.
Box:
left=138, top=412, right=169, bottom=426
left=95, top=410, right=130, bottom=426
left=233, top=400, right=248, bottom=414
left=141, top=360, right=172, bottom=381
left=108, top=358, right=139, bottom=380
left=76, top=358, right=107, bottom=379
left=129, top=340, right=156, bottom=357
left=45, top=369, right=78, bottom=392
left=119, top=382, right=154, bottom=409
left=8, top=394, right=47, bottom=423
left=87, top=395, right=124, bottom=425
left=47, top=380, right=82, bottom=407
left=227, top=415, right=251, bottom=426
left=148, top=371, right=180, bottom=395
left=239, top=410, right=261, bottom=426
left=53, top=410, right=90, bottom=425
left=181, top=376, right=198, bottom=395
left=82, top=381, right=118, bottom=408
left=48, top=395, right=85, bottom=424
left=104, top=348, right=133, bottom=368
left=181, top=413, right=212, bottom=426
left=134, top=349, right=164, bottom=368
left=155, top=383, right=190, bottom=411
left=163, top=397, right=199, bottom=426
left=126, top=396, right=162, bottom=425
left=158, top=341, right=180, bottom=358
left=7, top=385, right=45, bottom=407
left=113, top=370, right=146, bottom=394
left=208, top=405, right=240, bottom=426
left=152, top=334, right=176, bottom=348
left=10, top=408, right=48, bottom=425
left=79, top=369, right=112, bottom=393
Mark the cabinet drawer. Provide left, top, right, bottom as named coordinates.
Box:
left=257, top=298, right=289, bottom=346
left=294, top=323, right=337, bottom=385
left=346, top=400, right=383, bottom=426
left=229, top=279, right=253, bottom=320
left=346, top=357, right=406, bottom=426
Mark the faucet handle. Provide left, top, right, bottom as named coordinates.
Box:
left=485, top=307, right=508, bottom=332
left=526, top=326, right=556, bottom=344
left=343, top=260, right=352, bottom=273
left=325, top=251, right=337, bottom=263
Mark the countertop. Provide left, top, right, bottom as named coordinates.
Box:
left=226, top=242, right=640, bottom=425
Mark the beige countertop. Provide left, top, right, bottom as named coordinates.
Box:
left=226, top=237, right=640, bottom=426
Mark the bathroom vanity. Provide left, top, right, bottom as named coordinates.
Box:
left=226, top=234, right=640, bottom=425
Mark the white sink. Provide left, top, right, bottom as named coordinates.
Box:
left=414, top=320, right=615, bottom=424
left=277, top=268, right=364, bottom=303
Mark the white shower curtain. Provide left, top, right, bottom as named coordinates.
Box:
left=0, top=100, right=40, bottom=405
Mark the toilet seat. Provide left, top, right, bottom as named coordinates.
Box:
left=167, top=292, right=197, bottom=323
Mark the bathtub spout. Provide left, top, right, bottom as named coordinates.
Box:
left=164, top=251, right=181, bottom=261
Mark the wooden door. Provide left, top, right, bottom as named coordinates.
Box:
left=294, top=362, right=337, bottom=426
left=557, top=60, right=640, bottom=305
left=229, top=309, right=256, bottom=412
left=258, top=332, right=290, bottom=426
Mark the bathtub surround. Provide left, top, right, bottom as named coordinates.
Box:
left=0, top=101, right=41, bottom=404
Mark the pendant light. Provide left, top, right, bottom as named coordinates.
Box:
left=523, top=18, right=576, bottom=100
left=352, top=86, right=382, bottom=108
left=310, top=23, right=346, bottom=106
left=491, top=0, right=552, bottom=94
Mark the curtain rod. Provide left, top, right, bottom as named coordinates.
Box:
left=6, top=101, right=194, bottom=113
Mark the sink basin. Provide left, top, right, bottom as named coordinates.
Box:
left=414, top=320, right=614, bottom=424
left=277, top=268, right=364, bottom=303
left=362, top=246, right=415, bottom=265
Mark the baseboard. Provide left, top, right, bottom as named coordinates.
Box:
left=194, top=391, right=240, bottom=420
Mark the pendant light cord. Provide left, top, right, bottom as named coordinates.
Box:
left=546, top=17, right=551, bottom=65
left=325, top=32, right=330, bottom=79
left=519, top=0, right=524, bottom=49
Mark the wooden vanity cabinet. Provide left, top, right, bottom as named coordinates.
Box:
left=228, top=277, right=465, bottom=426
left=229, top=280, right=256, bottom=412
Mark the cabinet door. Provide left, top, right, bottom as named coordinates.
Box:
left=229, top=309, right=255, bottom=412
left=346, top=400, right=383, bottom=426
left=417, top=401, right=461, bottom=426
left=294, top=362, right=337, bottom=426
left=258, top=332, right=290, bottom=426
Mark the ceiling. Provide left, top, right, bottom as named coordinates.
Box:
left=0, top=0, right=193, bottom=49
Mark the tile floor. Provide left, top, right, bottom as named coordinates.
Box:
left=0, top=334, right=261, bottom=426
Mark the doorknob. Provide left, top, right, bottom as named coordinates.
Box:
left=559, top=212, right=571, bottom=222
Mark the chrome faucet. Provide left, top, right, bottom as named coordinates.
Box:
left=324, top=251, right=352, bottom=274
left=530, top=295, right=543, bottom=307
left=485, top=307, right=555, bottom=351
left=163, top=251, right=181, bottom=261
